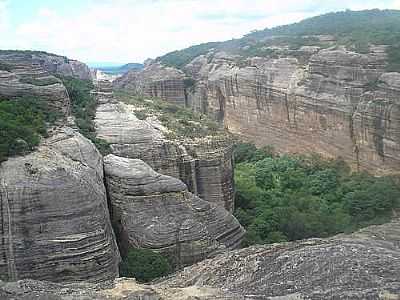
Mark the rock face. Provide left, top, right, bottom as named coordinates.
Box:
left=94, top=91, right=235, bottom=212
left=0, top=50, right=92, bottom=118
left=1, top=220, right=399, bottom=299
left=185, top=47, right=400, bottom=174
left=114, top=63, right=187, bottom=106
left=103, top=154, right=244, bottom=266
left=0, top=128, right=119, bottom=283
left=0, top=50, right=92, bottom=80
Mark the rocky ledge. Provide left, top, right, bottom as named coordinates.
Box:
left=1, top=220, right=399, bottom=299
left=103, top=154, right=244, bottom=267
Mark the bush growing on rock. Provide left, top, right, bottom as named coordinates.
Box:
left=0, top=97, right=59, bottom=162
left=119, top=249, right=172, bottom=283
left=234, top=142, right=400, bottom=246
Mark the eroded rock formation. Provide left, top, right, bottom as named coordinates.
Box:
left=1, top=220, right=399, bottom=299
left=103, top=154, right=244, bottom=266
left=183, top=47, right=400, bottom=174
left=114, top=63, right=187, bottom=106
left=94, top=90, right=235, bottom=212
left=0, top=128, right=120, bottom=283
left=0, top=50, right=92, bottom=80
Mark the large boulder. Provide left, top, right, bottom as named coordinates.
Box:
left=95, top=95, right=235, bottom=212
left=0, top=128, right=119, bottom=283
left=103, top=154, right=244, bottom=267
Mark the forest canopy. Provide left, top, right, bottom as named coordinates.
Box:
left=233, top=143, right=400, bottom=246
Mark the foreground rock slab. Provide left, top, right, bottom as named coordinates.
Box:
left=1, top=220, right=399, bottom=299
left=103, top=154, right=244, bottom=266
left=0, top=128, right=119, bottom=283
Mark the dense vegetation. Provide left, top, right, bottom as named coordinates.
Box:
left=0, top=97, right=59, bottom=162
left=59, top=76, right=111, bottom=155
left=234, top=143, right=400, bottom=246
left=115, top=91, right=221, bottom=139
left=120, top=248, right=172, bottom=283
left=157, top=9, right=400, bottom=71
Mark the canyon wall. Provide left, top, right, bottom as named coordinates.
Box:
left=183, top=47, right=400, bottom=174
left=114, top=63, right=187, bottom=106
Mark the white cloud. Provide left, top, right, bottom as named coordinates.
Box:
left=1, top=0, right=399, bottom=63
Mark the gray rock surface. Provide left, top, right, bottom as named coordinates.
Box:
left=1, top=220, right=399, bottom=299
left=94, top=89, right=235, bottom=212
left=162, top=219, right=400, bottom=299
left=0, top=50, right=92, bottom=80
left=103, top=154, right=244, bottom=266
left=0, top=128, right=119, bottom=283
left=114, top=63, right=186, bottom=106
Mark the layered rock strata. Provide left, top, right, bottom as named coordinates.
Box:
left=94, top=91, right=235, bottom=212
left=103, top=154, right=244, bottom=266
left=1, top=220, right=399, bottom=299
left=183, top=48, right=400, bottom=174
left=0, top=128, right=119, bottom=283
left=114, top=63, right=187, bottom=106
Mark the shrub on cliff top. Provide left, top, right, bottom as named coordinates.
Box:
left=0, top=97, right=58, bottom=162
left=119, top=248, right=172, bottom=283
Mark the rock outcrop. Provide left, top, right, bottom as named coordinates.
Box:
left=114, top=63, right=187, bottom=106
left=1, top=220, right=399, bottom=299
left=0, top=50, right=92, bottom=80
left=94, top=90, right=235, bottom=212
left=181, top=47, right=400, bottom=174
left=0, top=128, right=119, bottom=283
left=103, top=154, right=244, bottom=266
left=0, top=50, right=92, bottom=118
left=162, top=219, right=400, bottom=299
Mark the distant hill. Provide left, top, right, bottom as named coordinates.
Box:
left=157, top=9, right=400, bottom=71
left=94, top=63, right=143, bottom=75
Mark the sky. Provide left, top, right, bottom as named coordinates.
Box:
left=0, top=0, right=400, bottom=64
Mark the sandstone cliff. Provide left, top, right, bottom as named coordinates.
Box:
left=104, top=154, right=244, bottom=267
left=114, top=63, right=187, bottom=106
left=183, top=48, right=400, bottom=175
left=0, top=127, right=119, bottom=283
left=129, top=45, right=400, bottom=175
left=1, top=220, right=399, bottom=299
left=94, top=87, right=235, bottom=212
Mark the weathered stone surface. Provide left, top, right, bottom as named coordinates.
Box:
left=0, top=50, right=92, bottom=80
left=0, top=50, right=92, bottom=118
left=0, top=127, right=119, bottom=283
left=95, top=91, right=235, bottom=212
left=162, top=219, right=400, bottom=299
left=1, top=220, right=399, bottom=299
left=114, top=63, right=187, bottom=106
left=183, top=47, right=400, bottom=174
left=103, top=154, right=244, bottom=266
left=0, top=278, right=243, bottom=299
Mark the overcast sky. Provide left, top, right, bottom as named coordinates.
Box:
left=0, top=0, right=399, bottom=64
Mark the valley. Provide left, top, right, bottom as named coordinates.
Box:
left=0, top=8, right=400, bottom=300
